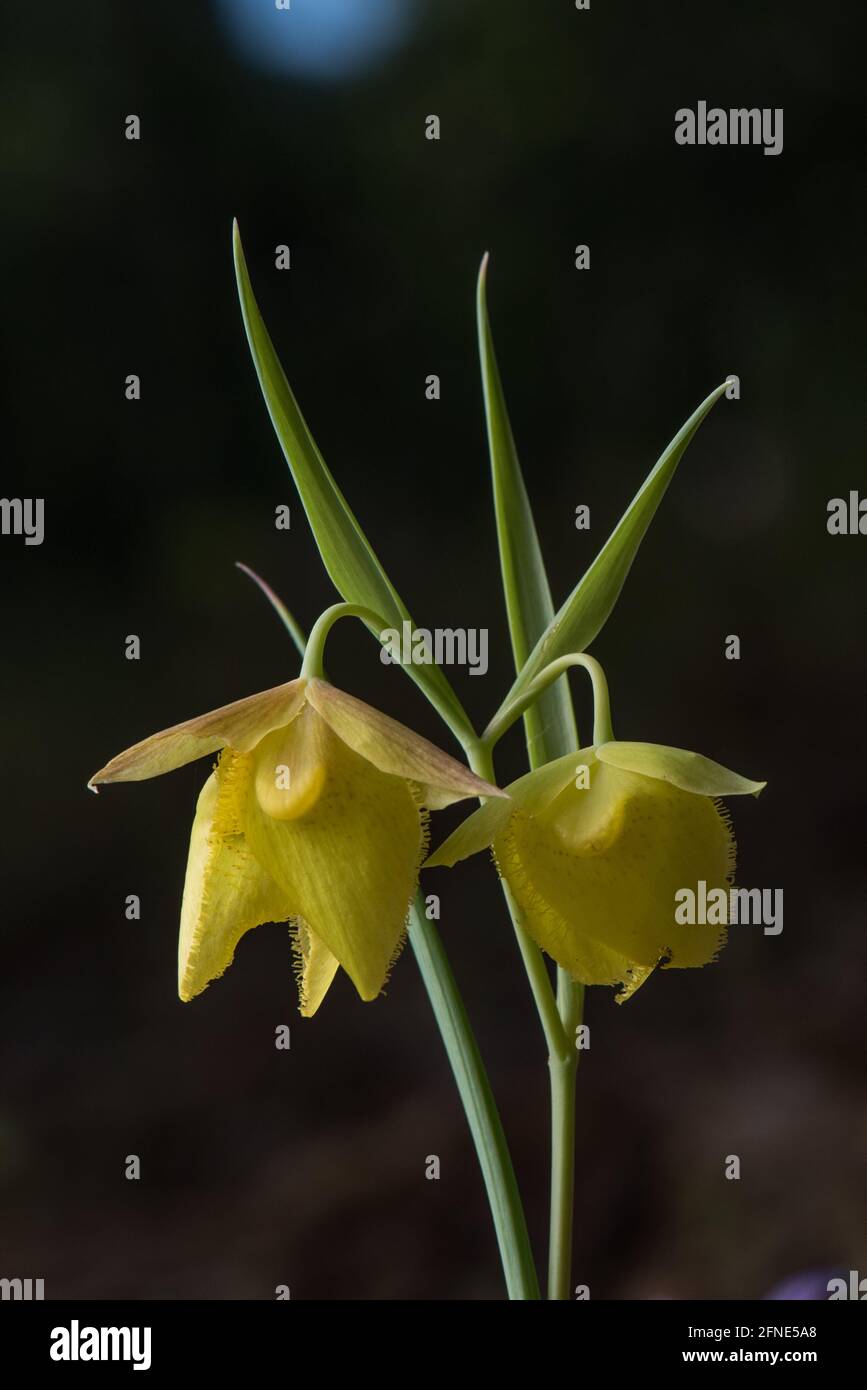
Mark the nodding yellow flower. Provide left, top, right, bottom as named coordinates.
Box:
left=426, top=740, right=766, bottom=1002
left=89, top=678, right=505, bottom=1016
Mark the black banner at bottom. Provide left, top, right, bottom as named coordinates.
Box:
left=0, top=1298, right=861, bottom=1375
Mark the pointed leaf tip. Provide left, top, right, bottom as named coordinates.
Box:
left=504, top=380, right=729, bottom=705
left=234, top=561, right=307, bottom=660
left=233, top=227, right=471, bottom=737
left=476, top=247, right=579, bottom=761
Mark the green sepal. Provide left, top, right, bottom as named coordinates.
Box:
left=425, top=752, right=591, bottom=868
left=595, top=741, right=766, bottom=797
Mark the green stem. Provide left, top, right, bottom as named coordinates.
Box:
left=467, top=741, right=568, bottom=1064
left=547, top=1053, right=576, bottom=1298
left=468, top=738, right=577, bottom=1299
left=502, top=884, right=569, bottom=1061
left=300, top=601, right=478, bottom=749
left=472, top=745, right=578, bottom=1301
left=548, top=972, right=583, bottom=1300
left=300, top=601, right=389, bottom=679
left=484, top=652, right=615, bottom=751
left=408, top=894, right=540, bottom=1300
left=468, top=736, right=584, bottom=1300
left=480, top=652, right=615, bottom=1300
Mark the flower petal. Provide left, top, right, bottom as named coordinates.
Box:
left=89, top=679, right=308, bottom=786
left=425, top=752, right=594, bottom=868
left=244, top=706, right=424, bottom=1002
left=305, top=678, right=504, bottom=809
left=424, top=797, right=513, bottom=868
left=496, top=761, right=732, bottom=980
left=595, top=741, right=766, bottom=797
left=179, top=761, right=295, bottom=1002
left=504, top=752, right=596, bottom=814
left=293, top=921, right=340, bottom=1019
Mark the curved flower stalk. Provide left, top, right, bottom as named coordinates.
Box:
left=89, top=677, right=504, bottom=1015
left=427, top=738, right=765, bottom=1000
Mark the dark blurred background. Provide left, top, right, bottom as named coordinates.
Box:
left=2, top=0, right=866, bottom=1299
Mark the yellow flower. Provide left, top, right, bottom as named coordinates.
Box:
left=426, top=740, right=765, bottom=1001
left=90, top=678, right=504, bottom=1015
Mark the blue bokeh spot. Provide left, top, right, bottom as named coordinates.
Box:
left=216, top=0, right=413, bottom=79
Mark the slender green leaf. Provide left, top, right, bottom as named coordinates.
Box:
left=408, top=892, right=540, bottom=1299
left=235, top=562, right=307, bottom=660
left=477, top=255, right=578, bottom=763
left=504, top=380, right=729, bottom=706
left=233, top=221, right=470, bottom=738
left=477, top=260, right=582, bottom=1302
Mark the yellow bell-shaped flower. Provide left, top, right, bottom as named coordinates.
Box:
left=426, top=740, right=765, bottom=1001
left=90, top=677, right=504, bottom=1015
